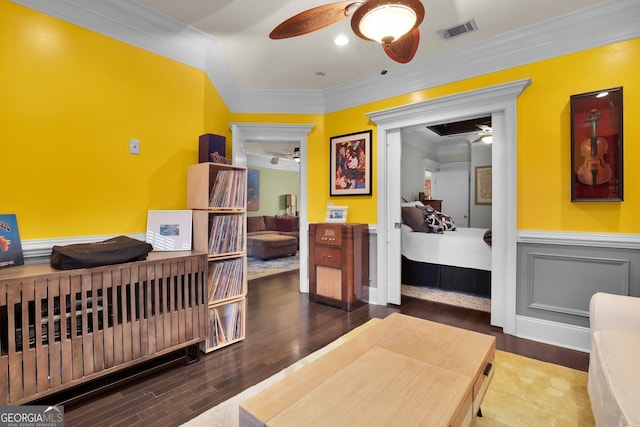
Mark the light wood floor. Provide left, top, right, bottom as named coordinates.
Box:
left=56, top=270, right=589, bottom=426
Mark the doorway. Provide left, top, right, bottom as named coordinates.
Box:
left=230, top=123, right=315, bottom=292
left=367, top=79, right=531, bottom=335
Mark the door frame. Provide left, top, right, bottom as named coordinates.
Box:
left=231, top=123, right=315, bottom=292
left=367, top=79, right=531, bottom=334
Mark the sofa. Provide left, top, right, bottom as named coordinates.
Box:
left=588, top=292, right=640, bottom=427
left=246, top=215, right=299, bottom=259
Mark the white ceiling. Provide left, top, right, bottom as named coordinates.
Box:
left=127, top=0, right=613, bottom=156
left=20, top=0, right=631, bottom=156
left=132, top=0, right=609, bottom=91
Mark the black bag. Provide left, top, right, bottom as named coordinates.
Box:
left=50, top=236, right=153, bottom=270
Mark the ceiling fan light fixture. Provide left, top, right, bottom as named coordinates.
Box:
left=352, top=0, right=425, bottom=44
left=293, top=146, right=301, bottom=162
left=481, top=135, right=493, bottom=144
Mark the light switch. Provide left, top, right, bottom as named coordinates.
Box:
left=129, top=139, right=140, bottom=155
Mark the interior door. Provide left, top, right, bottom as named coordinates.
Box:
left=432, top=169, right=469, bottom=227
left=386, top=129, right=403, bottom=305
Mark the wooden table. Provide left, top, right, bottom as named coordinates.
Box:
left=240, top=313, right=495, bottom=427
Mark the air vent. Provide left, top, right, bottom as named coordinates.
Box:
left=437, top=19, right=478, bottom=40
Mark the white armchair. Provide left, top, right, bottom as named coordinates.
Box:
left=588, top=292, right=640, bottom=427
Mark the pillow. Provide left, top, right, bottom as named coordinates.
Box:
left=401, top=200, right=425, bottom=208
left=483, top=229, right=492, bottom=246
left=274, top=216, right=293, bottom=232
left=401, top=207, right=431, bottom=233
left=247, top=216, right=267, bottom=233
left=425, top=209, right=456, bottom=233
left=263, top=215, right=276, bottom=230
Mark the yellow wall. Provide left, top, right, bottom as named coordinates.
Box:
left=2, top=1, right=230, bottom=239
left=318, top=38, right=640, bottom=233
left=4, top=0, right=639, bottom=241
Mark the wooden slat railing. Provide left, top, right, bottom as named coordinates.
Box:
left=0, top=251, right=207, bottom=405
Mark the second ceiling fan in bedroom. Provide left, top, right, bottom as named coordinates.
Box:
left=269, top=0, right=425, bottom=64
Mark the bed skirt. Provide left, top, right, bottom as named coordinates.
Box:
left=401, top=256, right=491, bottom=297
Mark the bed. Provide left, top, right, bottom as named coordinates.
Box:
left=401, top=224, right=492, bottom=297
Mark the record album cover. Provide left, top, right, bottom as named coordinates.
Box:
left=0, top=214, right=25, bottom=269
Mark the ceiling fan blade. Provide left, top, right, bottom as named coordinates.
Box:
left=269, top=2, right=359, bottom=40
left=383, top=28, right=420, bottom=64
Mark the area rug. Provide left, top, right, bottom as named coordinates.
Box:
left=181, top=319, right=381, bottom=427
left=247, top=254, right=299, bottom=281
left=181, top=320, right=594, bottom=427
left=402, top=284, right=491, bottom=312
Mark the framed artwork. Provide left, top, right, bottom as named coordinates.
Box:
left=475, top=166, right=492, bottom=205
left=325, top=205, right=348, bottom=223
left=146, top=210, right=192, bottom=251
left=247, top=168, right=260, bottom=211
left=570, top=87, right=623, bottom=201
left=330, top=130, right=372, bottom=196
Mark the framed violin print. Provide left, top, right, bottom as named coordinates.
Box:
left=570, top=87, right=623, bottom=201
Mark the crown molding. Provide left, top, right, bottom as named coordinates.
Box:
left=325, top=0, right=640, bottom=113
left=12, top=0, right=640, bottom=114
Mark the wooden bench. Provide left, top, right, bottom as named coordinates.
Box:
left=0, top=251, right=207, bottom=405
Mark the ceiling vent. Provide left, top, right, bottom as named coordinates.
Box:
left=437, top=19, right=478, bottom=40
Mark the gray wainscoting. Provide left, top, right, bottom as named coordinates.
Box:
left=517, top=231, right=640, bottom=329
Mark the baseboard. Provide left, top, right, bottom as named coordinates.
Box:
left=22, top=233, right=147, bottom=264
left=516, top=315, right=590, bottom=353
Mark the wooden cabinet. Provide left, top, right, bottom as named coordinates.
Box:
left=187, top=162, right=247, bottom=353
left=0, top=251, right=207, bottom=405
left=421, top=199, right=442, bottom=211
left=308, top=223, right=368, bottom=311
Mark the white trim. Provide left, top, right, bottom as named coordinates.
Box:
left=518, top=230, right=640, bottom=249
left=11, top=0, right=640, bottom=114
left=368, top=79, right=531, bottom=337
left=516, top=315, right=591, bottom=353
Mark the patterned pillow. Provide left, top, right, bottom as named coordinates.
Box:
left=424, top=208, right=456, bottom=233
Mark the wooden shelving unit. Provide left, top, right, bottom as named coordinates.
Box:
left=187, top=162, right=247, bottom=353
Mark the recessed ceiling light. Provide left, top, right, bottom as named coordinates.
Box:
left=334, top=35, right=349, bottom=46
left=315, top=71, right=326, bottom=77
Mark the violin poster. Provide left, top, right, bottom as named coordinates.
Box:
left=570, top=87, right=623, bottom=201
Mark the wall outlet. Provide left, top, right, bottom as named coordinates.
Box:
left=129, top=139, right=140, bottom=155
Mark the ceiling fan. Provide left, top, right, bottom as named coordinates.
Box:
left=270, top=0, right=425, bottom=64
left=470, top=124, right=493, bottom=143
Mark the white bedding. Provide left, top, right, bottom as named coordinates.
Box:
left=401, top=225, right=491, bottom=271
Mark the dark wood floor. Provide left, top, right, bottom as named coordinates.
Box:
left=62, top=271, right=589, bottom=426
